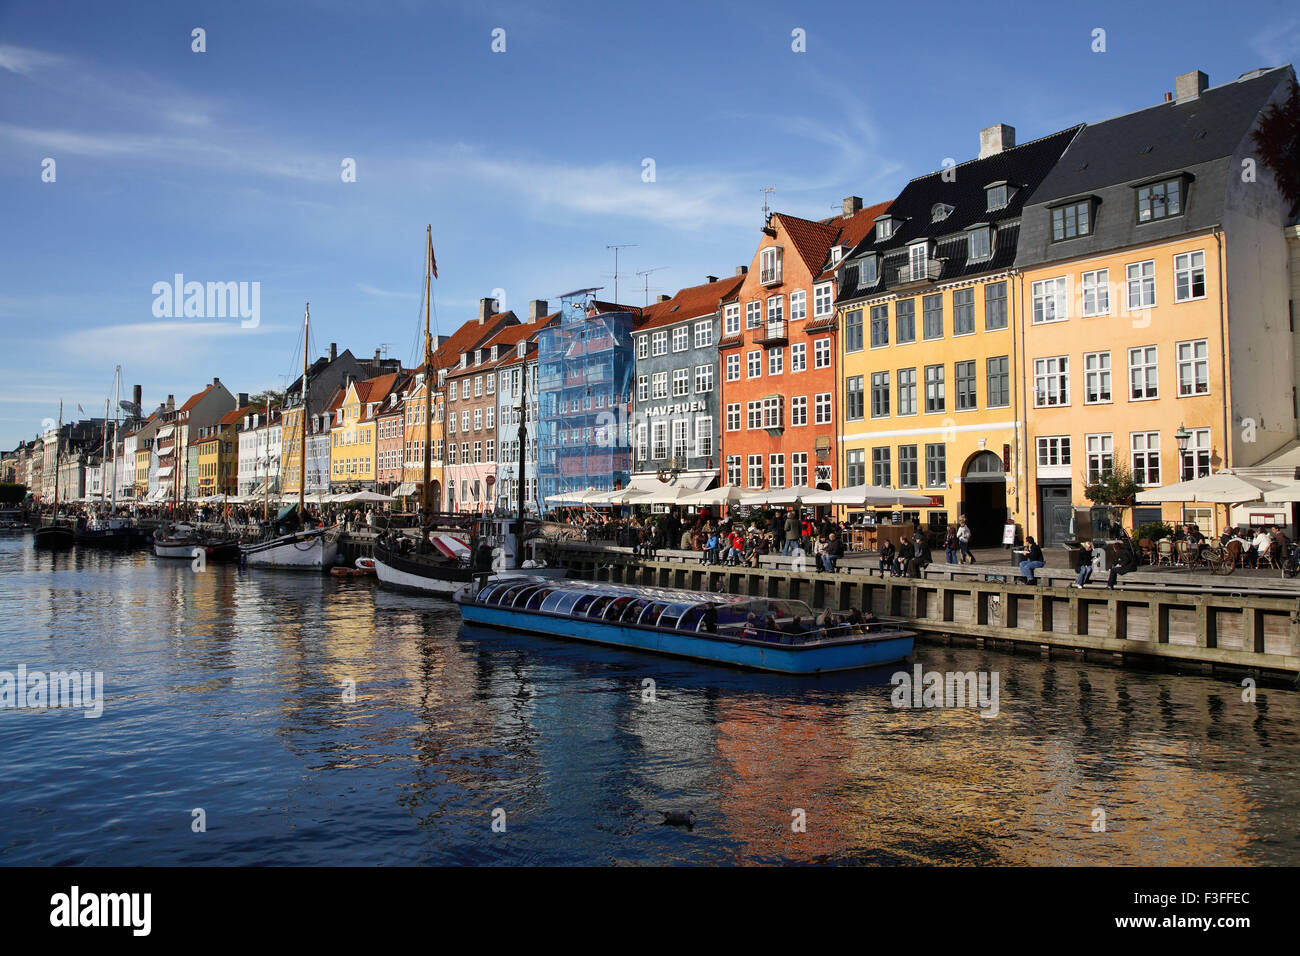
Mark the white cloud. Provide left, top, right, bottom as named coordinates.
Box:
left=0, top=44, right=66, bottom=76
left=1251, top=19, right=1300, bottom=65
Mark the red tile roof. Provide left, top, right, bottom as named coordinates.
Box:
left=815, top=199, right=892, bottom=280
left=771, top=213, right=839, bottom=281
left=635, top=275, right=746, bottom=332
left=431, top=313, right=518, bottom=371
left=219, top=404, right=259, bottom=427
left=179, top=383, right=217, bottom=413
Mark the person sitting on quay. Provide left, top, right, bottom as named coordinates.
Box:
left=726, top=529, right=745, bottom=566
left=1018, top=536, right=1046, bottom=585
left=702, top=531, right=719, bottom=566
left=821, top=531, right=843, bottom=573
left=906, top=534, right=932, bottom=578
left=894, top=539, right=913, bottom=577
left=878, top=540, right=895, bottom=576
left=1073, top=539, right=1096, bottom=588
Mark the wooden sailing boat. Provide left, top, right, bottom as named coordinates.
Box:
left=239, top=303, right=340, bottom=570
left=34, top=401, right=75, bottom=549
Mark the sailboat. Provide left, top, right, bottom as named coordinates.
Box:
left=373, top=227, right=563, bottom=596
left=34, top=401, right=75, bottom=549
left=77, top=366, right=146, bottom=549
left=239, top=303, right=340, bottom=570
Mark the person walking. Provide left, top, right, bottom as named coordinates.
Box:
left=956, top=516, right=973, bottom=563
left=944, top=524, right=958, bottom=564
left=783, top=509, right=799, bottom=556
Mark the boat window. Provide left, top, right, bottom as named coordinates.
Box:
left=478, top=583, right=506, bottom=604
left=638, top=602, right=668, bottom=625
left=540, top=591, right=567, bottom=613
left=512, top=586, right=543, bottom=608
left=586, top=596, right=614, bottom=619
left=554, top=592, right=583, bottom=615
left=571, top=594, right=597, bottom=615
left=678, top=605, right=707, bottom=632
left=497, top=584, right=530, bottom=607
left=656, top=602, right=694, bottom=629
left=604, top=596, right=633, bottom=621
left=620, top=599, right=649, bottom=623
left=526, top=588, right=555, bottom=610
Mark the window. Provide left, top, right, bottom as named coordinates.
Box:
left=1036, top=436, right=1071, bottom=467
left=695, top=417, right=712, bottom=458
left=923, top=294, right=943, bottom=339
left=814, top=392, right=832, bottom=424
left=1177, top=339, right=1209, bottom=396
left=955, top=360, right=976, bottom=410
left=898, top=367, right=917, bottom=415
left=486, top=439, right=495, bottom=462
left=846, top=375, right=865, bottom=420
left=672, top=368, right=689, bottom=397
left=1174, top=251, right=1206, bottom=302
left=652, top=371, right=668, bottom=400
left=870, top=373, right=890, bottom=418
left=760, top=247, right=782, bottom=284
left=870, top=305, right=889, bottom=347
left=672, top=419, right=689, bottom=460
left=1081, top=269, right=1110, bottom=317
left=1032, top=277, right=1069, bottom=324
left=953, top=288, right=974, bottom=335
left=769, top=454, right=785, bottom=489
left=747, top=350, right=761, bottom=378
left=652, top=330, right=668, bottom=356
left=485, top=374, right=495, bottom=395
left=1051, top=201, right=1091, bottom=240
left=448, top=443, right=458, bottom=465
left=1137, top=178, right=1182, bottom=222
left=637, top=336, right=649, bottom=359
left=861, top=255, right=879, bottom=285
left=672, top=325, right=689, bottom=352
left=474, top=376, right=483, bottom=397
left=1129, top=346, right=1158, bottom=400
left=1084, top=351, right=1112, bottom=404
left=762, top=396, right=782, bottom=429
left=472, top=441, right=482, bottom=463
left=1180, top=428, right=1211, bottom=480
left=896, top=299, right=916, bottom=342
left=637, top=375, right=648, bottom=402
left=1034, top=356, right=1070, bottom=407
left=726, top=354, right=740, bottom=381
left=968, top=226, right=992, bottom=260
left=747, top=402, right=762, bottom=430
left=924, top=365, right=945, bottom=413
left=635, top=423, right=648, bottom=461
left=746, top=301, right=762, bottom=329
left=461, top=410, right=469, bottom=431
left=694, top=320, right=713, bottom=348
left=726, top=456, right=741, bottom=486
left=790, top=396, right=807, bottom=426
left=811, top=285, right=830, bottom=317
left=986, top=183, right=1008, bottom=210
left=768, top=347, right=784, bottom=376
left=898, top=445, right=918, bottom=487
left=1126, top=260, right=1156, bottom=310
left=485, top=407, right=494, bottom=429
left=726, top=403, right=741, bottom=431
left=790, top=289, right=807, bottom=321
left=695, top=364, right=714, bottom=394
left=448, top=412, right=457, bottom=434
left=652, top=422, right=668, bottom=459
left=449, top=382, right=458, bottom=401
left=791, top=342, right=806, bottom=372
left=908, top=242, right=929, bottom=281
left=724, top=304, right=740, bottom=336
left=871, top=447, right=891, bottom=487
left=876, top=217, right=894, bottom=241
left=985, top=281, right=1008, bottom=330
left=814, top=338, right=831, bottom=368
left=1085, top=434, right=1114, bottom=483
left=792, top=452, right=809, bottom=487
left=845, top=308, right=864, bottom=352
left=747, top=454, right=763, bottom=488
left=1131, top=432, right=1161, bottom=486
left=925, top=443, right=946, bottom=487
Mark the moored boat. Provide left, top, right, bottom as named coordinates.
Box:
left=34, top=522, right=75, bottom=550
left=153, top=523, right=201, bottom=558
left=241, top=526, right=338, bottom=569
left=454, top=578, right=915, bottom=674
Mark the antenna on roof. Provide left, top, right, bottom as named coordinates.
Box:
left=378, top=343, right=392, bottom=360
left=635, top=267, right=666, bottom=307
left=605, top=244, right=637, bottom=305
left=761, top=186, right=776, bottom=222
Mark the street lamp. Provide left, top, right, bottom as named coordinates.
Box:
left=1174, top=423, right=1191, bottom=478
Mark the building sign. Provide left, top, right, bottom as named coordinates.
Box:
left=642, top=400, right=706, bottom=418
left=815, top=436, right=832, bottom=461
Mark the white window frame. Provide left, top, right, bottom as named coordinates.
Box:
left=1176, top=338, right=1210, bottom=397
left=652, top=330, right=668, bottom=356
left=747, top=350, right=761, bottom=379
left=694, top=320, right=713, bottom=348
left=1083, top=351, right=1112, bottom=404
left=790, top=342, right=806, bottom=372
left=1128, top=345, right=1158, bottom=401
left=814, top=392, right=832, bottom=425
left=1126, top=260, right=1156, bottom=311
left=1032, top=276, right=1069, bottom=324
left=695, top=364, right=714, bottom=394
left=1033, top=356, right=1070, bottom=407
left=1080, top=269, right=1110, bottom=317
left=813, top=338, right=831, bottom=369
left=811, top=284, right=831, bottom=317
left=790, top=396, right=807, bottom=426
left=672, top=325, right=689, bottom=352
left=726, top=353, right=740, bottom=382
left=1174, top=250, right=1206, bottom=303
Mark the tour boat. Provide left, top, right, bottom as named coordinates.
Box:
left=75, top=515, right=147, bottom=549
left=375, top=518, right=567, bottom=596
left=454, top=578, right=916, bottom=674
left=153, top=523, right=201, bottom=558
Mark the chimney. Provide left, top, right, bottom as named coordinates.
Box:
left=238, top=392, right=249, bottom=407
left=706, top=275, right=718, bottom=284
left=374, top=348, right=381, bottom=363
left=132, top=384, right=142, bottom=409
left=212, top=376, right=221, bottom=386
left=166, top=394, right=175, bottom=412
left=529, top=299, right=549, bottom=322
left=736, top=266, right=748, bottom=276
left=842, top=196, right=863, bottom=217
left=1175, top=70, right=1209, bottom=102
left=657, top=294, right=671, bottom=303
left=328, top=342, right=337, bottom=361
left=1164, top=92, right=1173, bottom=102
left=978, top=123, right=1016, bottom=159
left=479, top=297, right=497, bottom=323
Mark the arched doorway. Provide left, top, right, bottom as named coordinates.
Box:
left=961, top=451, right=1007, bottom=547
left=430, top=480, right=442, bottom=514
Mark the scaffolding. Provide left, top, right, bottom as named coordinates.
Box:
left=537, top=291, right=634, bottom=506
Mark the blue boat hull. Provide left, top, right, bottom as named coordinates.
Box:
left=458, top=602, right=913, bottom=674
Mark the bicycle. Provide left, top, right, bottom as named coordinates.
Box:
left=1201, top=545, right=1234, bottom=576
left=1281, top=544, right=1300, bottom=579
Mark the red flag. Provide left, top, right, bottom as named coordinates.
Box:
left=431, top=246, right=438, bottom=280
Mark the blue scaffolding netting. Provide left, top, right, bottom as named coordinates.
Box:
left=537, top=293, right=634, bottom=506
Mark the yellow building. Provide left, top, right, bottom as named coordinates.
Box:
left=329, top=373, right=399, bottom=490
left=836, top=125, right=1079, bottom=545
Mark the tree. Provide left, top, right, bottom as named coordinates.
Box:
left=1252, top=77, right=1300, bottom=211
left=1083, top=462, right=1141, bottom=530
left=0, top=483, right=28, bottom=504
left=247, top=389, right=284, bottom=410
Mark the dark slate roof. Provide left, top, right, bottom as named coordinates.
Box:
left=1016, top=66, right=1295, bottom=267
left=837, top=125, right=1081, bottom=303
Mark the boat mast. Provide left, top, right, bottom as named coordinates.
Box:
left=53, top=400, right=61, bottom=513
left=110, top=366, right=119, bottom=512
left=300, top=303, right=309, bottom=517
left=422, top=225, right=433, bottom=524
left=100, top=398, right=109, bottom=508
left=515, top=351, right=528, bottom=569
left=263, top=394, right=271, bottom=523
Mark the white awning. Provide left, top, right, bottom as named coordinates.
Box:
left=156, top=465, right=174, bottom=479
left=393, top=482, right=417, bottom=496
left=155, top=425, right=175, bottom=441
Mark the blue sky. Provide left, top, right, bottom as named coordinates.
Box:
left=2, top=0, right=1298, bottom=449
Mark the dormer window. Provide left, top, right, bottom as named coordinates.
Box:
left=830, top=245, right=844, bottom=265
left=875, top=216, right=895, bottom=241
left=967, top=225, right=993, bottom=261
left=931, top=203, right=953, bottom=222
left=985, top=181, right=1010, bottom=211
left=1050, top=198, right=1096, bottom=241
left=517, top=341, right=526, bottom=358
left=861, top=254, right=879, bottom=285
left=459, top=354, right=467, bottom=368
left=760, top=246, right=783, bottom=285
left=1136, top=176, right=1185, bottom=222
left=475, top=349, right=483, bottom=364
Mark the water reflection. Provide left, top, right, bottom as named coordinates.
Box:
left=0, top=538, right=1297, bottom=865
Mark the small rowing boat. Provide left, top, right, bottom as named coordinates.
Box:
left=454, top=577, right=914, bottom=674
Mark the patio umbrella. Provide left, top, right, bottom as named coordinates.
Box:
left=336, top=490, right=395, bottom=503
left=677, top=484, right=746, bottom=507
left=738, top=485, right=821, bottom=506
left=1135, top=473, right=1282, bottom=504
left=801, top=483, right=934, bottom=507
left=1262, top=480, right=1300, bottom=503
left=605, top=488, right=652, bottom=505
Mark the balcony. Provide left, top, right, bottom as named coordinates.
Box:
left=753, top=320, right=788, bottom=345
left=760, top=267, right=782, bottom=286
left=894, top=259, right=943, bottom=289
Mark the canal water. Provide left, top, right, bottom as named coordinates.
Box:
left=1, top=536, right=1298, bottom=866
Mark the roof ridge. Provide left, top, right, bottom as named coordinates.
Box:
left=902, top=124, right=1084, bottom=186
